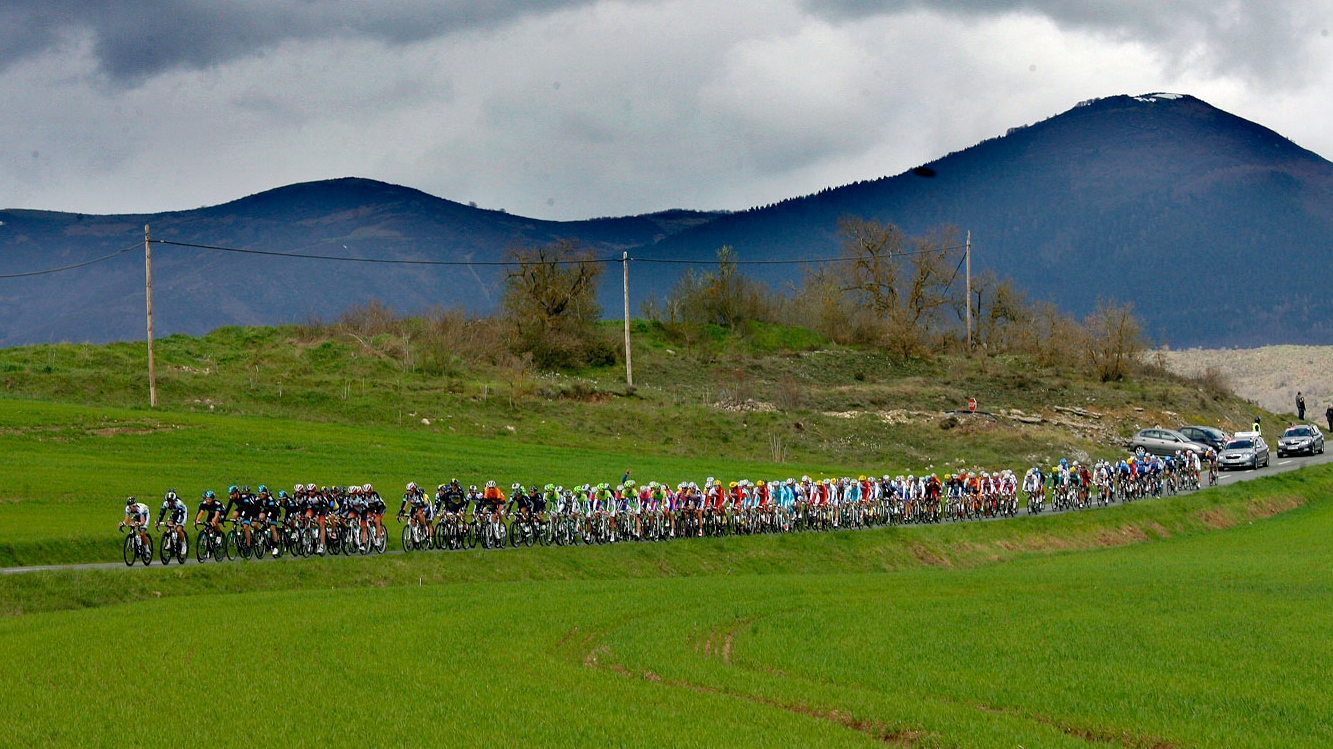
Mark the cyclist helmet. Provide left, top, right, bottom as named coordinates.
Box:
left=486, top=480, right=496, bottom=489
left=258, top=485, right=268, bottom=494
left=438, top=484, right=447, bottom=492
left=756, top=480, right=766, bottom=487
left=228, top=485, right=239, bottom=494
left=729, top=481, right=738, bottom=489
left=126, top=496, right=136, bottom=507
left=511, top=483, right=522, bottom=492
left=544, top=483, right=555, bottom=492
left=306, top=483, right=316, bottom=492
left=469, top=485, right=478, bottom=492
left=363, top=483, right=373, bottom=493
left=294, top=484, right=303, bottom=493
left=165, top=488, right=178, bottom=501
left=203, top=490, right=215, bottom=499
left=278, top=490, right=288, bottom=499
left=529, top=486, right=539, bottom=494
left=406, top=482, right=418, bottom=492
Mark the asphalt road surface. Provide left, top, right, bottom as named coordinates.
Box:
left=5, top=450, right=1331, bottom=576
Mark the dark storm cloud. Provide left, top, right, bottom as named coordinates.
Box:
left=802, top=0, right=1328, bottom=82
left=0, top=0, right=598, bottom=81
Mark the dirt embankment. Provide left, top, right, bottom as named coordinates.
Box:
left=1158, top=345, right=1333, bottom=419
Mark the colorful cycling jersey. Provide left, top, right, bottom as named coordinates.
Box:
left=440, top=487, right=467, bottom=513
left=156, top=498, right=187, bottom=524
left=127, top=502, right=150, bottom=522
left=198, top=499, right=225, bottom=521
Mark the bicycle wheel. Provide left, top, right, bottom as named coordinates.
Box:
left=141, top=534, right=154, bottom=566
left=195, top=530, right=209, bottom=563
left=159, top=533, right=172, bottom=565
left=224, top=530, right=238, bottom=561
left=123, top=534, right=137, bottom=567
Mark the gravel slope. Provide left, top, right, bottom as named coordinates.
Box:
left=1159, top=345, right=1333, bottom=419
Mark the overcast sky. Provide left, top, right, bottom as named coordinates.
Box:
left=2, top=0, right=1330, bottom=219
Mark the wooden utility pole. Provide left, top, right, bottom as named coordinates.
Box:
left=622, top=251, right=633, bottom=388
left=144, top=225, right=157, bottom=407
left=964, top=230, right=972, bottom=349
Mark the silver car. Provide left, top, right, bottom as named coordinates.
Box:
left=1277, top=425, right=1325, bottom=457
left=1218, top=435, right=1270, bottom=471
left=1129, top=428, right=1211, bottom=457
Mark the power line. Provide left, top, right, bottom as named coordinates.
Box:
left=0, top=244, right=138, bottom=279
left=633, top=244, right=968, bottom=266
left=1, top=236, right=972, bottom=277
left=151, top=239, right=563, bottom=266
left=942, top=251, right=969, bottom=294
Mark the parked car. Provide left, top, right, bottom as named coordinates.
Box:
left=1277, top=424, right=1325, bottom=457
left=1218, top=432, right=1270, bottom=471
left=1178, top=425, right=1231, bottom=453
left=1129, top=428, right=1211, bottom=457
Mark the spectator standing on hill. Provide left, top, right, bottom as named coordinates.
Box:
left=1326, top=404, right=1333, bottom=432
left=1252, top=415, right=1262, bottom=433
left=1297, top=392, right=1306, bottom=420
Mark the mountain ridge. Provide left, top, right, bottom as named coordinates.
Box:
left=3, top=93, right=1332, bottom=347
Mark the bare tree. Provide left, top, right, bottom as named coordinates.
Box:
left=664, top=245, right=773, bottom=329
left=835, top=216, right=959, bottom=359
left=838, top=216, right=906, bottom=315
left=502, top=239, right=605, bottom=368
left=1084, top=300, right=1144, bottom=381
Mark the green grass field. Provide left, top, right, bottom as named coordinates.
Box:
left=0, top=466, right=1328, bottom=747
left=0, top=397, right=859, bottom=566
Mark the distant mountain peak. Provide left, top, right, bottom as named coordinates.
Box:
left=4, top=93, right=1333, bottom=348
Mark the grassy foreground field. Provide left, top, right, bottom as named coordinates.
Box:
left=1, top=466, right=1329, bottom=747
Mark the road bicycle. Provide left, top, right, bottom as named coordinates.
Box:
left=195, top=522, right=227, bottom=562
left=120, top=525, right=153, bottom=567
left=157, top=522, right=188, bottom=565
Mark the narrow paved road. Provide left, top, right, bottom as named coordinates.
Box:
left=5, top=450, right=1330, bottom=576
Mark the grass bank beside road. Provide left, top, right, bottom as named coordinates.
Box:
left=2, top=461, right=1323, bottom=617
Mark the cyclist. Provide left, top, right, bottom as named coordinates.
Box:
left=155, top=489, right=189, bottom=552
left=307, top=483, right=330, bottom=553
left=120, top=496, right=151, bottom=546
left=482, top=480, right=506, bottom=523
left=1023, top=466, right=1044, bottom=512
left=222, top=485, right=258, bottom=547
left=441, top=480, right=467, bottom=515
left=364, top=484, right=386, bottom=543
left=196, top=490, right=225, bottom=531
left=398, top=482, right=431, bottom=538
left=255, top=485, right=281, bottom=555
left=539, top=484, right=558, bottom=527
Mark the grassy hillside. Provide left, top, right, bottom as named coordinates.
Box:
left=0, top=319, right=1278, bottom=566
left=1, top=466, right=1328, bottom=747
left=0, top=320, right=1276, bottom=470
